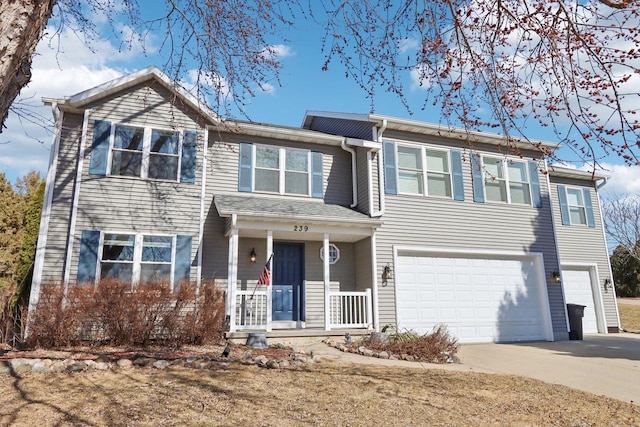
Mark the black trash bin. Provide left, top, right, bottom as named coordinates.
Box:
left=567, top=303, right=586, bottom=340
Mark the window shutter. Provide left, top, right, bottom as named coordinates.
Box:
left=238, top=143, right=253, bottom=192
left=470, top=153, right=485, bottom=203
left=450, top=150, right=464, bottom=201
left=311, top=151, right=324, bottom=198
left=583, top=188, right=596, bottom=228
left=77, top=230, right=101, bottom=284
left=89, top=120, right=111, bottom=175
left=383, top=141, right=397, bottom=195
left=557, top=185, right=571, bottom=225
left=528, top=160, right=542, bottom=208
left=173, top=235, right=192, bottom=291
left=180, top=130, right=197, bottom=183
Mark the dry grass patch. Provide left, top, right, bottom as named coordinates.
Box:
left=618, top=302, right=640, bottom=332
left=1, top=361, right=639, bottom=426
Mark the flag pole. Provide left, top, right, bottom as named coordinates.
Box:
left=250, top=253, right=273, bottom=299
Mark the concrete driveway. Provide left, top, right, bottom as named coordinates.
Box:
left=457, top=333, right=640, bottom=404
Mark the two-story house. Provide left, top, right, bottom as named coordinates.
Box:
left=28, top=66, right=620, bottom=344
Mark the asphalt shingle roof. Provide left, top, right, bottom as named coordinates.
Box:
left=214, top=194, right=380, bottom=225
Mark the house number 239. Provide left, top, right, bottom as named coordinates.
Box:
left=294, top=225, right=309, bottom=232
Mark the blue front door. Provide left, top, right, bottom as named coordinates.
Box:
left=272, top=243, right=304, bottom=322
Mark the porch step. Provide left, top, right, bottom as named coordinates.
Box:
left=225, top=328, right=372, bottom=346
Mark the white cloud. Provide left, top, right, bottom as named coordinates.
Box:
left=262, top=44, right=294, bottom=59
left=258, top=82, right=276, bottom=95
left=399, top=38, right=418, bottom=54
left=0, top=26, right=131, bottom=182
left=593, top=163, right=640, bottom=196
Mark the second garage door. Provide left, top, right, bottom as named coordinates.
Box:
left=395, top=252, right=552, bottom=343
left=562, top=268, right=599, bottom=334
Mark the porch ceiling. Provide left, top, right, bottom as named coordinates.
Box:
left=214, top=194, right=381, bottom=242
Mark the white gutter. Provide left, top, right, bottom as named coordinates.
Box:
left=371, top=119, right=387, bottom=217
left=341, top=138, right=358, bottom=208
left=27, top=103, right=63, bottom=332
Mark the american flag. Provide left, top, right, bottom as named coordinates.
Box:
left=257, top=257, right=271, bottom=286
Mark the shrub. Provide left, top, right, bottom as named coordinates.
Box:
left=367, top=324, right=459, bottom=363
left=26, top=280, right=225, bottom=348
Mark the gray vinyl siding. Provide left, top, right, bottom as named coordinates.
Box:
left=549, top=176, right=618, bottom=328
left=371, top=151, right=380, bottom=212
left=40, top=113, right=84, bottom=284
left=376, top=130, right=566, bottom=339
left=206, top=132, right=353, bottom=206
left=354, top=238, right=372, bottom=292
left=66, top=83, right=205, bottom=284
left=356, top=149, right=369, bottom=214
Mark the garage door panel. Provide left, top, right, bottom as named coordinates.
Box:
left=396, top=254, right=548, bottom=343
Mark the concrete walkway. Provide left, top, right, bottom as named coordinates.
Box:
left=295, top=333, right=640, bottom=405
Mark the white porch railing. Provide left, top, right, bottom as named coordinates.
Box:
left=234, top=290, right=268, bottom=330
left=327, top=288, right=373, bottom=330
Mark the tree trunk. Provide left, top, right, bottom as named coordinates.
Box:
left=0, top=0, right=55, bottom=132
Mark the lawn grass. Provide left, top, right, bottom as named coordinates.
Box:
left=618, top=302, right=640, bottom=332
left=1, top=361, right=638, bottom=426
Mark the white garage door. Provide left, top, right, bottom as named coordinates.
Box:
left=562, top=269, right=599, bottom=334
left=395, top=253, right=550, bottom=343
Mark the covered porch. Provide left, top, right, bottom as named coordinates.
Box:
left=214, top=195, right=382, bottom=334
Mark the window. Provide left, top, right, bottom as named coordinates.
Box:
left=100, top=234, right=174, bottom=286
left=396, top=144, right=452, bottom=197
left=250, top=145, right=313, bottom=196
left=319, top=244, right=340, bottom=264
left=566, top=188, right=587, bottom=225
left=483, top=157, right=531, bottom=205
left=110, top=124, right=181, bottom=180
left=89, top=120, right=197, bottom=183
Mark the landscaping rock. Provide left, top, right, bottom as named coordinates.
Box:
left=153, top=360, right=169, bottom=370
left=13, top=364, right=31, bottom=375
left=117, top=359, right=133, bottom=369
left=10, top=358, right=31, bottom=369
left=378, top=351, right=390, bottom=359
left=67, top=362, right=87, bottom=372
left=266, top=360, right=280, bottom=369
left=50, top=361, right=67, bottom=373
left=31, top=361, right=50, bottom=374
left=134, top=357, right=156, bottom=367
left=279, top=360, right=290, bottom=369
left=0, top=362, right=11, bottom=374
left=240, top=354, right=255, bottom=365
left=95, top=362, right=111, bottom=371
left=255, top=355, right=268, bottom=367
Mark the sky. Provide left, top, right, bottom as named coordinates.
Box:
left=1, top=1, right=640, bottom=198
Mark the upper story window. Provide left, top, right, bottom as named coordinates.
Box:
left=566, top=188, right=587, bottom=225
left=77, top=230, right=193, bottom=291
left=89, top=120, right=197, bottom=183
left=238, top=143, right=323, bottom=198
left=482, top=156, right=531, bottom=205
left=111, top=125, right=181, bottom=180
left=557, top=185, right=595, bottom=227
left=395, top=144, right=454, bottom=198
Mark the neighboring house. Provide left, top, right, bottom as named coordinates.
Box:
left=28, top=67, right=620, bottom=344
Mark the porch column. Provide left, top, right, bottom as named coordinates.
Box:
left=323, top=233, right=331, bottom=330
left=266, top=230, right=273, bottom=332
left=227, top=214, right=239, bottom=332
left=370, top=229, right=380, bottom=332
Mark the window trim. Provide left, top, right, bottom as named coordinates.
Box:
left=319, top=244, right=340, bottom=264
left=252, top=144, right=312, bottom=196
left=482, top=156, right=532, bottom=205
left=106, top=123, right=184, bottom=181
left=565, top=186, right=588, bottom=226
left=395, top=143, right=454, bottom=198
left=98, top=232, right=177, bottom=289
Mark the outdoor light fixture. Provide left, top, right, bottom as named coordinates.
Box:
left=382, top=264, right=393, bottom=283
left=604, top=278, right=612, bottom=293
left=552, top=271, right=561, bottom=283
left=250, top=248, right=257, bottom=264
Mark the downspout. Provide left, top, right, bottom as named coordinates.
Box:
left=371, top=119, right=387, bottom=217
left=595, top=176, right=620, bottom=331
left=341, top=138, right=358, bottom=208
